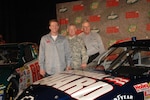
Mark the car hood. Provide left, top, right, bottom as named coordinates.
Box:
left=16, top=70, right=148, bottom=100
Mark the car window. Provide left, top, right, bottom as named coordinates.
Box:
left=119, top=49, right=150, bottom=67
left=139, top=51, right=150, bottom=65
left=21, top=44, right=38, bottom=63
left=24, top=46, right=34, bottom=62
left=100, top=47, right=127, bottom=69
left=0, top=47, right=19, bottom=64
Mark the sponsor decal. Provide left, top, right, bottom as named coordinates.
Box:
left=147, top=0, right=150, bottom=2
left=88, top=15, right=101, bottom=22
left=72, top=4, right=84, bottom=11
left=18, top=60, right=41, bottom=91
left=106, top=0, right=119, bottom=7
left=0, top=85, right=6, bottom=90
left=134, top=82, right=150, bottom=93
left=107, top=11, right=118, bottom=20
left=106, top=26, right=119, bottom=34
left=144, top=89, right=150, bottom=96
left=75, top=16, right=82, bottom=24
left=59, top=7, right=68, bottom=13
left=29, top=62, right=41, bottom=82
left=144, top=89, right=150, bottom=100
left=108, top=14, right=118, bottom=20
left=90, top=2, right=99, bottom=9
left=125, top=11, right=139, bottom=18
left=91, top=28, right=100, bottom=33
left=61, top=30, right=67, bottom=36
left=104, top=77, right=130, bottom=86
left=128, top=24, right=137, bottom=33
left=113, top=94, right=134, bottom=100
left=34, top=72, right=113, bottom=100
left=46, top=40, right=50, bottom=43
left=21, top=96, right=34, bottom=100
left=108, top=40, right=117, bottom=46
left=59, top=18, right=68, bottom=25
left=126, top=0, right=138, bottom=4
left=146, top=24, right=150, bottom=31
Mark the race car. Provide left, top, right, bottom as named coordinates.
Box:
left=16, top=39, right=150, bottom=100
left=0, top=42, right=41, bottom=100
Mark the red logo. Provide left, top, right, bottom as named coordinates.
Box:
left=106, top=0, right=119, bottom=7
left=72, top=4, right=84, bottom=11
left=46, top=40, right=50, bottom=43
left=126, top=11, right=139, bottom=19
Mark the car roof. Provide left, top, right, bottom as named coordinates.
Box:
left=0, top=42, right=36, bottom=48
left=111, top=39, right=150, bottom=48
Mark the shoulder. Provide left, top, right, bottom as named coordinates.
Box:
left=40, top=34, right=50, bottom=42
left=78, top=32, right=85, bottom=37
left=91, top=32, right=101, bottom=37
left=41, top=34, right=50, bottom=39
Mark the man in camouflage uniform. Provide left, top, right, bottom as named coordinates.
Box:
left=67, top=24, right=88, bottom=70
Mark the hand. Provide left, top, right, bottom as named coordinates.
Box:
left=81, top=63, right=87, bottom=69
left=65, top=66, right=72, bottom=71
left=40, top=69, right=46, bottom=77
left=95, top=65, right=105, bottom=70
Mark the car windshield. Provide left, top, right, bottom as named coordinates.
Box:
left=0, top=47, right=19, bottom=65
left=98, top=47, right=127, bottom=70
left=98, top=46, right=150, bottom=77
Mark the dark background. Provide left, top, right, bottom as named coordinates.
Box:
left=0, top=0, right=78, bottom=45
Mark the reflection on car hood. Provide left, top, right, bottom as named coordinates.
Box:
left=16, top=70, right=147, bottom=100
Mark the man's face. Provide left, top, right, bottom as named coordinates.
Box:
left=68, top=25, right=76, bottom=37
left=49, top=22, right=59, bottom=35
left=82, top=22, right=91, bottom=34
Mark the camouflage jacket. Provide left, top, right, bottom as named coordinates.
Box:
left=68, top=36, right=88, bottom=70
